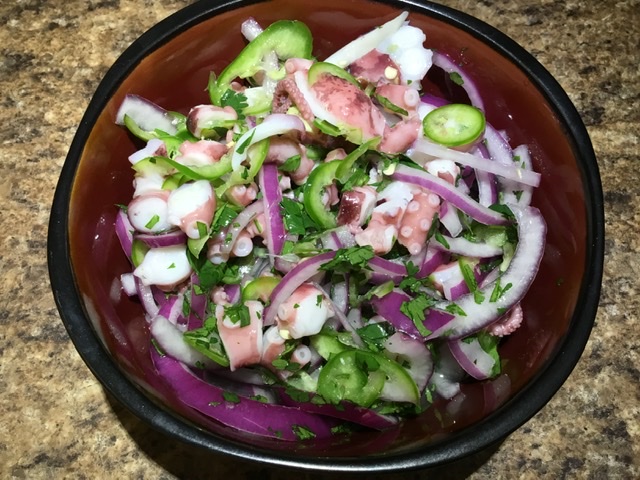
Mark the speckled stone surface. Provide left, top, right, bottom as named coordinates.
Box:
left=0, top=0, right=638, bottom=478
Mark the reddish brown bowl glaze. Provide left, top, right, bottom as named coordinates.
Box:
left=48, top=0, right=603, bottom=472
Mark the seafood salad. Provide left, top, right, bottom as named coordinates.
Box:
left=114, top=12, right=546, bottom=441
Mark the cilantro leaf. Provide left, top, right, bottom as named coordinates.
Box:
left=279, top=154, right=301, bottom=173
left=400, top=293, right=436, bottom=336
left=223, top=303, right=251, bottom=327
left=220, top=89, right=248, bottom=120
left=319, top=246, right=374, bottom=274
left=280, top=197, right=320, bottom=235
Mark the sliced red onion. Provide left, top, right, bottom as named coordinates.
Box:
left=431, top=52, right=484, bottom=111
left=420, top=94, right=449, bottom=108
left=115, top=209, right=134, bottom=258
left=324, top=11, right=408, bottom=68
left=428, top=204, right=546, bottom=339
left=128, top=138, right=166, bottom=165
left=224, top=284, right=241, bottom=305
left=150, top=315, right=214, bottom=368
left=157, top=294, right=185, bottom=329
left=433, top=235, right=503, bottom=258
left=409, top=138, right=541, bottom=187
left=135, top=230, right=187, bottom=249
left=473, top=143, right=498, bottom=207
left=330, top=281, right=349, bottom=314
left=120, top=272, right=137, bottom=296
left=150, top=348, right=338, bottom=440
left=448, top=337, right=497, bottom=380
left=220, top=200, right=263, bottom=255
left=264, top=252, right=336, bottom=325
left=392, top=164, right=509, bottom=226
left=346, top=308, right=364, bottom=330
left=430, top=262, right=469, bottom=301
left=135, top=276, right=159, bottom=318
left=320, top=227, right=357, bottom=250
left=484, top=124, right=523, bottom=204
left=384, top=332, right=433, bottom=392
left=232, top=114, right=305, bottom=171
left=115, top=94, right=178, bottom=135
left=439, top=201, right=463, bottom=237
left=241, top=17, right=263, bottom=41
left=428, top=342, right=465, bottom=400
left=370, top=289, right=453, bottom=340
left=369, top=256, right=407, bottom=284
left=418, top=245, right=449, bottom=277
left=512, top=144, right=534, bottom=207
left=278, top=390, right=399, bottom=430
left=187, top=273, right=207, bottom=331
left=314, top=282, right=364, bottom=348
left=258, top=163, right=286, bottom=259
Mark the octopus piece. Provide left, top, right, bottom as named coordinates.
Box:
left=355, top=181, right=414, bottom=254
left=128, top=138, right=167, bottom=165
left=348, top=49, right=401, bottom=86
left=133, top=245, right=192, bottom=290
left=272, top=77, right=315, bottom=123
left=486, top=303, right=523, bottom=337
left=425, top=159, right=460, bottom=185
left=216, top=301, right=264, bottom=371
left=265, top=137, right=315, bottom=185
left=324, top=148, right=347, bottom=162
left=377, top=25, right=433, bottom=85
left=379, top=117, right=421, bottom=154
left=276, top=283, right=334, bottom=339
left=127, top=190, right=172, bottom=233
left=261, top=325, right=286, bottom=368
left=397, top=189, right=441, bottom=255
left=310, top=73, right=386, bottom=142
left=186, top=105, right=237, bottom=138
left=167, top=180, right=216, bottom=239
left=211, top=286, right=230, bottom=306
left=175, top=139, right=228, bottom=167
left=337, top=185, right=377, bottom=227
left=284, top=57, right=314, bottom=75
left=322, top=184, right=340, bottom=208
left=375, top=84, right=421, bottom=112
left=290, top=344, right=312, bottom=368
left=227, top=182, right=258, bottom=207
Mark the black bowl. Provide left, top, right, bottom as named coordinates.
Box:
left=48, top=0, right=604, bottom=472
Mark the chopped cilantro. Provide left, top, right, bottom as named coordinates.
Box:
left=374, top=93, right=408, bottom=116
left=320, top=246, right=374, bottom=274
left=285, top=388, right=311, bottom=403
left=280, top=197, right=320, bottom=235
left=313, top=119, right=341, bottom=137
left=211, top=202, right=239, bottom=234
left=235, top=129, right=255, bottom=155
left=400, top=293, right=436, bottom=336
left=224, top=303, right=251, bottom=327
left=449, top=71, right=464, bottom=86
left=219, top=89, right=248, bottom=120
left=291, top=424, right=316, bottom=440
left=445, top=302, right=467, bottom=316
left=167, top=262, right=176, bottom=269
left=222, top=391, right=241, bottom=404
left=145, top=214, right=160, bottom=229
left=280, top=154, right=301, bottom=173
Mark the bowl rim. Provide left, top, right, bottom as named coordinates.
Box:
left=47, top=0, right=604, bottom=472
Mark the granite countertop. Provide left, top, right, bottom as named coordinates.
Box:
left=1, top=0, right=638, bottom=478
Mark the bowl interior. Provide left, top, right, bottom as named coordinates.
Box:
left=54, top=0, right=600, bottom=469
